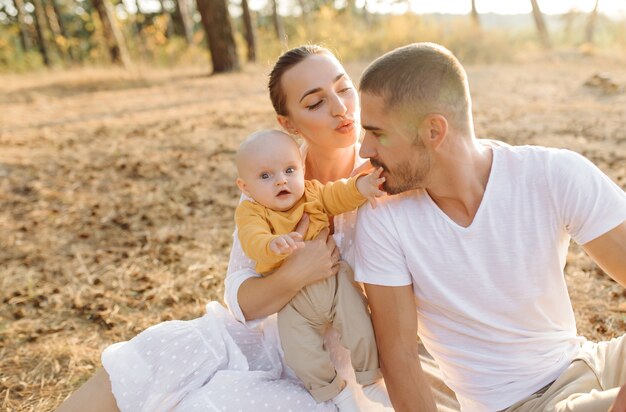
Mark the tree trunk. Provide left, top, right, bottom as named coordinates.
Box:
left=585, top=0, right=600, bottom=44
left=32, top=0, right=51, bottom=66
left=173, top=0, right=194, bottom=44
left=50, top=0, right=79, bottom=61
left=241, top=0, right=256, bottom=62
left=13, top=0, right=32, bottom=52
left=44, top=1, right=69, bottom=62
left=50, top=0, right=69, bottom=40
left=345, top=0, right=356, bottom=15
left=271, top=0, right=287, bottom=46
left=470, top=0, right=480, bottom=28
left=530, top=0, right=551, bottom=48
left=91, top=0, right=131, bottom=67
left=158, top=0, right=174, bottom=38
left=363, top=0, right=371, bottom=25
left=196, top=0, right=240, bottom=73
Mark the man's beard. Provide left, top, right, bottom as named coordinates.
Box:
left=371, top=154, right=431, bottom=195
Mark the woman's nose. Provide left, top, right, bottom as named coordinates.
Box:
left=330, top=94, right=348, bottom=117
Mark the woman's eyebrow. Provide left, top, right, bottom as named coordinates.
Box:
left=298, top=74, right=346, bottom=103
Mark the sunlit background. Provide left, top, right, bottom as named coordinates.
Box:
left=0, top=0, right=625, bottom=73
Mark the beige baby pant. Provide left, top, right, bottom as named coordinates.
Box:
left=277, top=261, right=382, bottom=402
left=505, top=334, right=626, bottom=412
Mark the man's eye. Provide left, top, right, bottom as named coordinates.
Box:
left=260, top=173, right=270, bottom=179
left=285, top=167, right=295, bottom=174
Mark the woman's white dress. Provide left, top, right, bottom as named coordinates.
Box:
left=101, top=150, right=390, bottom=411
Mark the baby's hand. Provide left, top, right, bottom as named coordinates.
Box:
left=269, top=232, right=305, bottom=255
left=356, top=167, right=387, bottom=208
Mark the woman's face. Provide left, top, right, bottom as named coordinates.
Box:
left=278, top=53, right=360, bottom=151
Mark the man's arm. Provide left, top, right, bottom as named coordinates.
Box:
left=609, top=384, right=626, bottom=412
left=581, top=221, right=626, bottom=287
left=364, top=283, right=436, bottom=412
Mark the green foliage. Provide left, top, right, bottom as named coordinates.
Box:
left=1, top=3, right=625, bottom=73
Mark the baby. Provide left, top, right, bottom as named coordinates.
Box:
left=234, top=130, right=389, bottom=411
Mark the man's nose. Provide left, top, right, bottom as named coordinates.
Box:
left=359, top=134, right=376, bottom=159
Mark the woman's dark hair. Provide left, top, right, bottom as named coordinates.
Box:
left=268, top=45, right=333, bottom=116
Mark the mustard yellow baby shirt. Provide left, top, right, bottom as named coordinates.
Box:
left=235, top=177, right=365, bottom=274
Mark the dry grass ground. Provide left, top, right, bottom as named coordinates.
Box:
left=1, top=51, right=625, bottom=411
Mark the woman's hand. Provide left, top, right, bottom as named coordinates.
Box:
left=281, top=221, right=340, bottom=289
left=237, top=213, right=340, bottom=321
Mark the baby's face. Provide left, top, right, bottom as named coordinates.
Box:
left=238, top=139, right=305, bottom=212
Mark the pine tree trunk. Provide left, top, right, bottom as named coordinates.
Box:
left=470, top=0, right=480, bottom=28
left=91, top=0, right=131, bottom=67
left=345, top=0, right=356, bottom=15
left=196, top=0, right=240, bottom=73
left=32, top=0, right=51, bottom=66
left=585, top=0, right=600, bottom=44
left=50, top=0, right=79, bottom=61
left=44, top=1, right=68, bottom=62
left=12, top=0, right=31, bottom=52
left=530, top=0, right=551, bottom=48
left=241, top=0, right=256, bottom=62
left=173, top=0, right=194, bottom=44
left=271, top=0, right=287, bottom=46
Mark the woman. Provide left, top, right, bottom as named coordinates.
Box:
left=57, top=45, right=387, bottom=412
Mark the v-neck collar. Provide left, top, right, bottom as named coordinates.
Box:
left=423, top=146, right=498, bottom=231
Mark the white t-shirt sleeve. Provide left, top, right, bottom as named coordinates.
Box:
left=545, top=149, right=626, bottom=245
left=354, top=201, right=413, bottom=286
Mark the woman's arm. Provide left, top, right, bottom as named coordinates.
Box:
left=237, top=217, right=340, bottom=321
left=55, top=369, right=119, bottom=412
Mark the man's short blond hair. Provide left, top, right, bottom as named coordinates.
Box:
left=359, top=43, right=472, bottom=133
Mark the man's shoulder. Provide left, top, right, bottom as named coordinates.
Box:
left=492, top=142, right=579, bottom=160
left=358, top=190, right=426, bottom=222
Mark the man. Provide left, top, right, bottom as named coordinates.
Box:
left=354, top=43, right=626, bottom=412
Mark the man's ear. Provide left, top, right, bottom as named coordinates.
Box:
left=277, top=115, right=299, bottom=136
left=424, top=114, right=448, bottom=150
left=236, top=178, right=248, bottom=196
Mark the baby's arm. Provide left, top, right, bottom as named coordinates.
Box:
left=235, top=201, right=288, bottom=268
left=269, top=232, right=305, bottom=255
left=356, top=167, right=386, bottom=208
left=317, top=167, right=386, bottom=215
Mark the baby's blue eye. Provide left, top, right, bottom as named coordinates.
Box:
left=260, top=173, right=270, bottom=179
left=285, top=167, right=295, bottom=174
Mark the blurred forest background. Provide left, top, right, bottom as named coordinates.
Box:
left=1, top=1, right=626, bottom=411
left=0, top=0, right=625, bottom=72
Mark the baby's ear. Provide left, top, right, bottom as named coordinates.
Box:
left=236, top=178, right=247, bottom=194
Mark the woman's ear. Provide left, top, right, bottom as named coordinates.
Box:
left=277, top=115, right=299, bottom=136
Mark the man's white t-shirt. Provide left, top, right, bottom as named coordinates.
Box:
left=354, top=144, right=626, bottom=411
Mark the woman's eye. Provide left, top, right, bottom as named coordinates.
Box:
left=306, top=100, right=323, bottom=110
left=339, top=87, right=352, bottom=93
